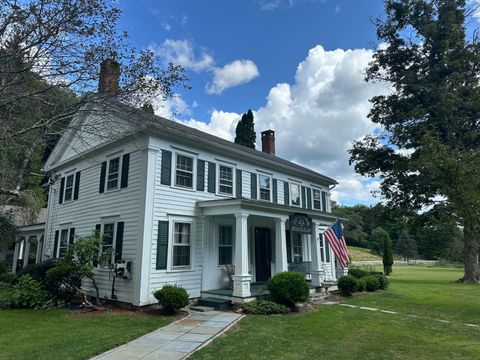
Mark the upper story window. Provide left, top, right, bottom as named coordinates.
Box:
left=175, top=154, right=194, bottom=188
left=107, top=157, right=120, bottom=190
left=218, top=225, right=233, bottom=265
left=64, top=175, right=74, bottom=202
left=290, top=183, right=301, bottom=206
left=219, top=165, right=233, bottom=195
left=173, top=222, right=191, bottom=268
left=259, top=174, right=271, bottom=201
left=313, top=189, right=321, bottom=210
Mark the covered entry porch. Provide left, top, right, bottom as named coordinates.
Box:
left=198, top=198, right=340, bottom=303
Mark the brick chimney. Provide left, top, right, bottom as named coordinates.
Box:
left=261, top=130, right=275, bottom=155
left=98, top=59, right=120, bottom=95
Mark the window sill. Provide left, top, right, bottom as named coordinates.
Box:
left=167, top=267, right=195, bottom=273
left=171, top=185, right=196, bottom=192
left=105, top=187, right=121, bottom=194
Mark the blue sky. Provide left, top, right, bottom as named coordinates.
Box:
left=117, top=0, right=388, bottom=206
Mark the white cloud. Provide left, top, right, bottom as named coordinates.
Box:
left=206, top=60, right=260, bottom=94
left=150, top=39, right=214, bottom=72
left=175, top=45, right=388, bottom=205
left=256, top=0, right=326, bottom=11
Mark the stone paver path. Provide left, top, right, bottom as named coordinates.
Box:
left=91, top=310, right=243, bottom=360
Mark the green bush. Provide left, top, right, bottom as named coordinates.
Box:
left=376, top=274, right=390, bottom=290
left=364, top=275, right=381, bottom=292
left=18, top=259, right=57, bottom=283
left=338, top=275, right=359, bottom=296
left=0, top=260, right=8, bottom=274
left=267, top=272, right=309, bottom=307
left=241, top=299, right=291, bottom=315
left=357, top=278, right=366, bottom=292
left=12, top=275, right=53, bottom=309
left=45, top=263, right=82, bottom=303
left=0, top=272, right=16, bottom=285
left=0, top=282, right=14, bottom=309
left=153, top=284, right=189, bottom=314
left=348, top=267, right=382, bottom=279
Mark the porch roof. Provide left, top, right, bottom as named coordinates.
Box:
left=197, top=198, right=338, bottom=224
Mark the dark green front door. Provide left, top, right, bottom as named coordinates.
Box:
left=255, top=227, right=271, bottom=282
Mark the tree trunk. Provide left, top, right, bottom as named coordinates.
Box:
left=461, top=218, right=479, bottom=283
left=88, top=275, right=101, bottom=305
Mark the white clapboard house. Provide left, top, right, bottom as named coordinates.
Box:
left=41, top=60, right=344, bottom=306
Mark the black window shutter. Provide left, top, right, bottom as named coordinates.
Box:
left=156, top=221, right=169, bottom=270
left=207, top=162, right=216, bottom=193
left=236, top=169, right=242, bottom=198
left=301, top=186, right=307, bottom=209
left=120, top=153, right=130, bottom=188
left=307, top=188, right=312, bottom=210
left=321, top=191, right=327, bottom=212
left=272, top=179, right=278, bottom=203
left=99, top=161, right=107, bottom=193
left=161, top=150, right=172, bottom=185
left=197, top=159, right=205, bottom=191
left=53, top=230, right=59, bottom=258
left=115, top=222, right=124, bottom=262
left=250, top=173, right=257, bottom=199
left=286, top=230, right=292, bottom=263
left=69, top=228, right=75, bottom=245
left=58, top=177, right=65, bottom=204
left=94, top=224, right=101, bottom=266
left=284, top=181, right=289, bottom=205
left=73, top=172, right=81, bottom=200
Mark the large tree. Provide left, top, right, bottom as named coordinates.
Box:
left=234, top=109, right=256, bottom=148
left=0, top=0, right=189, bottom=212
left=349, top=0, right=480, bottom=282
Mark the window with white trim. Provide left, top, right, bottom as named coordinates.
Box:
left=290, top=183, right=301, bottom=206
left=259, top=174, right=271, bottom=201
left=313, top=189, right=321, bottom=210
left=218, top=225, right=233, bottom=265
left=107, top=157, right=120, bottom=190
left=173, top=222, right=191, bottom=268
left=64, top=174, right=74, bottom=202
left=58, top=229, right=69, bottom=258
left=219, top=165, right=233, bottom=195
left=320, top=235, right=325, bottom=262
left=102, top=222, right=115, bottom=266
left=175, top=154, right=194, bottom=188
left=291, top=233, right=303, bottom=263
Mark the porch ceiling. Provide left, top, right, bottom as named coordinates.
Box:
left=197, top=198, right=339, bottom=224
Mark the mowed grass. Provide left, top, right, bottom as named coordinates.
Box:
left=191, top=266, right=480, bottom=360
left=347, top=246, right=381, bottom=261
left=0, top=309, right=174, bottom=360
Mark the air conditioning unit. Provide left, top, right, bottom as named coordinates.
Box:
left=115, top=260, right=133, bottom=280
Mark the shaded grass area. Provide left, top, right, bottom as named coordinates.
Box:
left=0, top=309, right=174, bottom=360
left=191, top=266, right=480, bottom=360
left=347, top=246, right=381, bottom=261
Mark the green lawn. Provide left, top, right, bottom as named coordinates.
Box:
left=191, top=266, right=480, bottom=360
left=0, top=309, right=174, bottom=360
left=348, top=246, right=381, bottom=261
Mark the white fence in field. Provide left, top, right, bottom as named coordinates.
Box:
left=350, top=260, right=438, bottom=267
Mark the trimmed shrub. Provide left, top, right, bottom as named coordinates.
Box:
left=357, top=278, right=366, bottom=292
left=241, top=299, right=291, bottom=315
left=153, top=284, right=189, bottom=314
left=45, top=263, right=82, bottom=303
left=348, top=267, right=382, bottom=279
left=376, top=274, right=390, bottom=290
left=12, top=275, right=53, bottom=309
left=364, top=275, right=380, bottom=292
left=267, top=272, right=309, bottom=307
left=338, top=275, right=359, bottom=296
left=18, top=259, right=57, bottom=283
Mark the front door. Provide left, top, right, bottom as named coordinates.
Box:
left=255, top=227, right=271, bottom=282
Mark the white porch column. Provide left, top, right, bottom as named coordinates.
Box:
left=274, top=218, right=288, bottom=273
left=232, top=213, right=251, bottom=298
left=12, top=241, right=20, bottom=274
left=310, top=221, right=325, bottom=287
left=23, top=239, right=31, bottom=268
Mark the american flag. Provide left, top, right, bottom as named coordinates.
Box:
left=323, top=219, right=349, bottom=268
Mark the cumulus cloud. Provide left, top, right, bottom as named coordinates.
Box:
left=150, top=39, right=214, bottom=72
left=206, top=60, right=260, bottom=94
left=165, top=45, right=388, bottom=205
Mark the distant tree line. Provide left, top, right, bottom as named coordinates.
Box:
left=332, top=203, right=463, bottom=262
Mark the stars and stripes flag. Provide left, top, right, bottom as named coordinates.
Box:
left=323, top=219, right=350, bottom=268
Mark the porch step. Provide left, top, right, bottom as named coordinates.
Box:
left=198, top=297, right=232, bottom=310
left=190, top=305, right=215, bottom=312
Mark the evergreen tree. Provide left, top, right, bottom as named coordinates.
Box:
left=234, top=110, right=256, bottom=148
left=383, top=235, right=394, bottom=275
left=394, top=230, right=418, bottom=261
left=370, top=227, right=391, bottom=256
left=349, top=0, right=480, bottom=282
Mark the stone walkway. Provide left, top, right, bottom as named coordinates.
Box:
left=91, top=310, right=243, bottom=360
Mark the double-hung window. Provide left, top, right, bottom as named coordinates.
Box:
left=290, top=183, right=301, bottom=206
left=219, top=165, right=233, bottom=195
left=320, top=235, right=325, bottom=262
left=259, top=174, right=271, bottom=201
left=218, top=225, right=233, bottom=265
left=173, top=222, right=191, bottom=268
left=107, top=158, right=120, bottom=190
left=175, top=154, right=194, bottom=188
left=64, top=175, right=74, bottom=202
left=102, top=223, right=115, bottom=266
left=58, top=229, right=69, bottom=258
left=292, top=233, right=303, bottom=263
left=313, top=189, right=321, bottom=210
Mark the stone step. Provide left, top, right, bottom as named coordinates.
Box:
left=190, top=305, right=215, bottom=312
left=198, top=297, right=232, bottom=310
